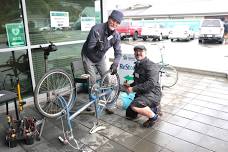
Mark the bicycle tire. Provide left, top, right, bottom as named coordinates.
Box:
left=160, top=64, right=178, bottom=88
left=99, top=70, right=120, bottom=108
left=34, top=69, right=74, bottom=118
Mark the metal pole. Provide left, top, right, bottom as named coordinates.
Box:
left=21, top=0, right=36, bottom=90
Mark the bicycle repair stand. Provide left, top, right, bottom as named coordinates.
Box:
left=34, top=43, right=58, bottom=139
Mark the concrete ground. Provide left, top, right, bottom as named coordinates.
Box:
left=0, top=71, right=228, bottom=152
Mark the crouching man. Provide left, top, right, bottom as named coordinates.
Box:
left=124, top=45, right=162, bottom=128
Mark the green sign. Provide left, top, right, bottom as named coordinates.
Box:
left=5, top=23, right=25, bottom=47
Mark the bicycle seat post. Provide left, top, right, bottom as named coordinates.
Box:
left=41, top=42, right=57, bottom=73
left=44, top=52, right=49, bottom=73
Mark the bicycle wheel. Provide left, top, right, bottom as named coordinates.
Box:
left=99, top=70, right=120, bottom=108
left=34, top=69, right=74, bottom=118
left=160, top=64, right=178, bottom=88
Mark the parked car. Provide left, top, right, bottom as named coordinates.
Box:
left=198, top=19, right=224, bottom=44
left=116, top=20, right=142, bottom=40
left=161, top=25, right=171, bottom=39
left=169, top=25, right=195, bottom=41
left=38, top=26, right=51, bottom=32
left=141, top=24, right=168, bottom=41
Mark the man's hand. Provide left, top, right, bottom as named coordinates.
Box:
left=95, top=40, right=104, bottom=51
left=122, top=81, right=133, bottom=93
left=110, top=63, right=118, bottom=75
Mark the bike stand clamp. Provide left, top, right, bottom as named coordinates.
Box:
left=89, top=122, right=106, bottom=134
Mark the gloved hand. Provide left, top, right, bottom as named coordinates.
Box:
left=95, top=40, right=104, bottom=51
left=110, top=63, right=118, bottom=75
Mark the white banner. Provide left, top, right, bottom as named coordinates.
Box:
left=81, top=17, right=95, bottom=31
left=50, top=11, right=69, bottom=27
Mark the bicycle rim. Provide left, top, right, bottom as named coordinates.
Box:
left=34, top=69, right=74, bottom=118
left=160, top=65, right=178, bottom=88
left=100, top=71, right=120, bottom=108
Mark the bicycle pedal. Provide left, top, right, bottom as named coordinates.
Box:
left=98, top=100, right=106, bottom=107
left=98, top=100, right=106, bottom=104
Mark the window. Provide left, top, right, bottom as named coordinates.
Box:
left=0, top=50, right=32, bottom=96
left=0, top=0, right=23, bottom=49
left=26, top=0, right=100, bottom=44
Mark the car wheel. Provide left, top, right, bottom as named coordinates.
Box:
left=143, top=36, right=147, bottom=41
left=158, top=34, right=163, bottom=41
left=133, top=32, right=138, bottom=40
left=171, top=39, right=174, bottom=42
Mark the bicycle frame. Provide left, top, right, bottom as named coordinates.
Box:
left=58, top=85, right=112, bottom=128
left=52, top=84, right=113, bottom=150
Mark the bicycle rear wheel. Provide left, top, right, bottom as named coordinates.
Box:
left=99, top=70, right=120, bottom=108
left=34, top=69, right=74, bottom=118
left=160, top=64, right=178, bottom=88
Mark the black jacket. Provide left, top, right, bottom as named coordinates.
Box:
left=130, top=57, right=162, bottom=103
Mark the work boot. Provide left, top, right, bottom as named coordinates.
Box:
left=105, top=108, right=114, bottom=114
left=143, top=114, right=158, bottom=128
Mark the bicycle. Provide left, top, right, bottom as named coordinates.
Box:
left=34, top=43, right=120, bottom=150
left=151, top=43, right=178, bottom=89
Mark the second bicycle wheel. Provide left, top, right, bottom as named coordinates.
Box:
left=99, top=70, right=120, bottom=108
left=34, top=69, right=74, bottom=118
left=160, top=64, right=178, bottom=88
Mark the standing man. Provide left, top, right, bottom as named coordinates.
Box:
left=81, top=10, right=124, bottom=113
left=124, top=45, right=162, bottom=128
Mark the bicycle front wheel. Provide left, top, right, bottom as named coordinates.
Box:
left=34, top=69, right=74, bottom=118
left=160, top=65, right=178, bottom=88
left=99, top=70, right=120, bottom=108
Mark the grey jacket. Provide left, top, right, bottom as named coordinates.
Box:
left=81, top=22, right=122, bottom=65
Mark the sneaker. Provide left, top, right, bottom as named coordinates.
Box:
left=105, top=109, right=114, bottom=114
left=143, top=114, right=158, bottom=128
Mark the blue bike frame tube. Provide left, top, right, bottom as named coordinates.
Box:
left=58, top=96, right=73, bottom=130
left=69, top=100, right=95, bottom=120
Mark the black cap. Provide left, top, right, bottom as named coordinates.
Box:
left=134, top=45, right=147, bottom=51
left=109, top=10, right=124, bottom=23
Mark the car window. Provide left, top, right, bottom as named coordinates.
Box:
left=202, top=20, right=221, bottom=27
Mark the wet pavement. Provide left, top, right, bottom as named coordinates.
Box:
left=1, top=71, right=228, bottom=152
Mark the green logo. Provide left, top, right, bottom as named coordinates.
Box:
left=12, top=28, right=20, bottom=35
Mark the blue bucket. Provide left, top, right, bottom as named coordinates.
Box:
left=120, top=92, right=135, bottom=109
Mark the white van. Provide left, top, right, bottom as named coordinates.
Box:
left=198, top=19, right=224, bottom=44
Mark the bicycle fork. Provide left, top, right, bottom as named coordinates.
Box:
left=57, top=96, right=80, bottom=150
